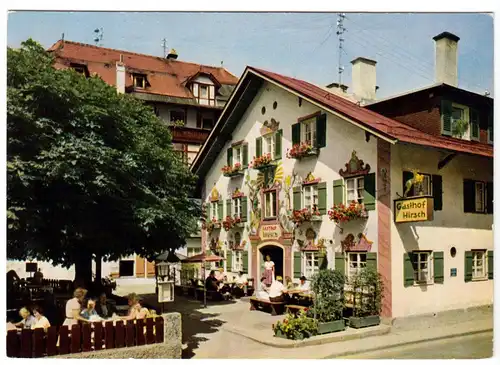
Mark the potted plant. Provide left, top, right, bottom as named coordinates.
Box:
left=348, top=266, right=383, bottom=329
left=222, top=215, right=235, bottom=231
left=328, top=201, right=368, bottom=224
left=222, top=162, right=243, bottom=177
left=204, top=218, right=221, bottom=233
left=290, top=206, right=322, bottom=226
left=286, top=142, right=316, bottom=159
left=250, top=153, right=273, bottom=170
left=310, top=269, right=346, bottom=335
left=272, top=309, right=318, bottom=340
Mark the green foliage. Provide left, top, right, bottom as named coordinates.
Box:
left=272, top=309, right=318, bottom=339
left=7, top=39, right=201, bottom=276
left=311, top=269, right=345, bottom=322
left=452, top=119, right=469, bottom=138
left=350, top=267, right=384, bottom=317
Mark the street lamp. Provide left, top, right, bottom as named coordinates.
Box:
left=155, top=261, right=174, bottom=312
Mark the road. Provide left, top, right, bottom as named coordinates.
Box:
left=337, top=331, right=493, bottom=359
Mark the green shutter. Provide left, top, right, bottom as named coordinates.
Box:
left=293, top=186, right=302, bottom=210
left=470, top=108, right=479, bottom=139
left=227, top=148, right=233, bottom=167
left=333, top=179, right=344, bottom=205
left=464, top=251, right=473, bottom=282
left=433, top=251, right=444, bottom=284
left=316, top=113, right=327, bottom=148
left=404, top=253, right=415, bottom=287
left=207, top=201, right=212, bottom=221
left=463, top=180, right=476, bottom=213
left=241, top=197, right=248, bottom=222
left=226, top=199, right=232, bottom=219
left=217, top=200, right=223, bottom=221
left=317, top=182, right=327, bottom=215
left=242, top=251, right=248, bottom=274
left=242, top=144, right=249, bottom=168
left=226, top=251, right=233, bottom=272
left=319, top=251, right=328, bottom=270
left=292, top=122, right=301, bottom=146
left=275, top=129, right=283, bottom=159
left=441, top=99, right=452, bottom=135
left=335, top=252, right=345, bottom=275
left=488, top=251, right=494, bottom=280
left=366, top=252, right=377, bottom=271
left=432, top=175, right=443, bottom=211
left=487, top=182, right=493, bottom=214
left=402, top=171, right=415, bottom=197
left=294, top=251, right=302, bottom=279
left=256, top=137, right=262, bottom=158
left=364, top=173, right=376, bottom=211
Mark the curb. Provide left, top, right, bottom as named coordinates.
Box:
left=223, top=324, right=391, bottom=348
left=323, top=327, right=493, bottom=358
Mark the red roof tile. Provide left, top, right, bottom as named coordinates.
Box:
left=48, top=40, right=239, bottom=100
left=249, top=67, right=493, bottom=158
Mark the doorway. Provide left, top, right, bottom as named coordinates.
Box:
left=259, top=245, right=284, bottom=281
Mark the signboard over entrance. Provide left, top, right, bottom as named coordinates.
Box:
left=394, top=196, right=434, bottom=223
left=259, top=224, right=282, bottom=240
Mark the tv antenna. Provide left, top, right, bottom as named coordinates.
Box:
left=336, top=13, right=347, bottom=85
left=94, top=28, right=104, bottom=46
left=161, top=38, right=168, bottom=58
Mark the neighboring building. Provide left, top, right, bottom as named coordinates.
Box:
left=190, top=32, right=493, bottom=320
left=7, top=40, right=238, bottom=284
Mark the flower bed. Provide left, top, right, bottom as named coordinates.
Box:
left=328, top=201, right=368, bottom=224
left=222, top=163, right=243, bottom=177
left=272, top=309, right=317, bottom=340
left=250, top=153, right=273, bottom=170
left=286, top=142, right=317, bottom=159
left=290, top=207, right=322, bottom=226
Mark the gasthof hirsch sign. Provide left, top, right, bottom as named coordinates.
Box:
left=259, top=224, right=282, bottom=240
left=394, top=196, right=434, bottom=223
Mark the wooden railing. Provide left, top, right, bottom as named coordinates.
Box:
left=7, top=317, right=164, bottom=358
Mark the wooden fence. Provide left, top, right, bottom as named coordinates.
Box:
left=7, top=317, right=164, bottom=358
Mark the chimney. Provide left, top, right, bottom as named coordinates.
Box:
left=433, top=32, right=460, bottom=87
left=351, top=57, right=377, bottom=103
left=167, top=48, right=178, bottom=60
left=116, top=54, right=125, bottom=94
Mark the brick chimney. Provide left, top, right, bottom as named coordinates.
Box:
left=116, top=54, right=125, bottom=94
left=351, top=57, right=377, bottom=104
left=433, top=31, right=460, bottom=87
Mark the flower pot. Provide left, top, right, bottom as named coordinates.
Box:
left=317, top=319, right=345, bottom=335
left=348, top=315, right=380, bottom=329
left=310, top=215, right=323, bottom=222
left=254, top=162, right=275, bottom=171
left=224, top=170, right=244, bottom=178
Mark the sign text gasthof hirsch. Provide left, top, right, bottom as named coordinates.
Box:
left=394, top=196, right=434, bottom=223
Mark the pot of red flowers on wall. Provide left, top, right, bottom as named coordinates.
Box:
left=290, top=205, right=322, bottom=227
left=222, top=215, right=245, bottom=231
left=222, top=162, right=244, bottom=178
left=250, top=153, right=274, bottom=170
left=203, top=217, right=222, bottom=234
left=328, top=201, right=368, bottom=233
left=286, top=142, right=317, bottom=160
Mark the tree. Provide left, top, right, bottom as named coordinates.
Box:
left=7, top=39, right=201, bottom=285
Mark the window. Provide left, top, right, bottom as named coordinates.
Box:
left=263, top=133, right=276, bottom=159
left=451, top=103, right=470, bottom=139
left=202, top=118, right=214, bottom=130
left=233, top=251, right=243, bottom=272
left=71, top=64, right=88, bottom=76
left=302, top=117, right=317, bottom=146
left=170, top=110, right=186, bottom=125
left=233, top=146, right=242, bottom=165
left=304, top=252, right=320, bottom=279
left=346, top=177, right=365, bottom=204
left=211, top=202, right=218, bottom=220
left=475, top=182, right=485, bottom=213
left=187, top=248, right=201, bottom=257
left=472, top=250, right=487, bottom=280
left=133, top=74, right=147, bottom=89
left=173, top=143, right=200, bottom=166
left=233, top=198, right=242, bottom=219
left=303, top=185, right=319, bottom=210
left=412, top=173, right=432, bottom=197
left=192, top=83, right=215, bottom=106
left=119, top=260, right=134, bottom=277
left=347, top=252, right=367, bottom=278
left=414, top=251, right=433, bottom=284
left=264, top=190, right=277, bottom=218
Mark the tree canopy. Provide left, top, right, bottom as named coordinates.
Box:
left=7, top=39, right=201, bottom=282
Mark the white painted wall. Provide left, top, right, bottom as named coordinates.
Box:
left=390, top=143, right=493, bottom=318
left=203, top=81, right=378, bottom=279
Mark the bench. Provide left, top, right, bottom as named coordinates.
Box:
left=249, top=297, right=285, bottom=316
left=285, top=304, right=307, bottom=316
left=195, top=288, right=224, bottom=301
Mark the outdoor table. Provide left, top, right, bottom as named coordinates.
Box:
left=115, top=305, right=129, bottom=315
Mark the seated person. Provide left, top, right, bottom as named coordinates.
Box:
left=81, top=299, right=99, bottom=320
left=268, top=276, right=288, bottom=303
left=215, top=268, right=225, bottom=282
left=121, top=293, right=148, bottom=321
left=136, top=298, right=150, bottom=319
left=285, top=276, right=295, bottom=290
left=14, top=307, right=36, bottom=329
left=298, top=276, right=311, bottom=293
left=205, top=271, right=219, bottom=291
left=235, top=271, right=248, bottom=288
left=32, top=306, right=51, bottom=331
left=95, top=293, right=116, bottom=319
left=255, top=276, right=270, bottom=301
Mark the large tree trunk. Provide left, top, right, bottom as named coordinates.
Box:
left=74, top=252, right=93, bottom=289
left=95, top=254, right=102, bottom=283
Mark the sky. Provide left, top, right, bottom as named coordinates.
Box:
left=7, top=12, right=494, bottom=99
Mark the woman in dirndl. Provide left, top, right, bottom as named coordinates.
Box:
left=263, top=255, right=275, bottom=286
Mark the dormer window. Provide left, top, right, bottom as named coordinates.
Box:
left=70, top=63, right=89, bottom=77
left=191, top=82, right=216, bottom=106
left=133, top=74, right=148, bottom=89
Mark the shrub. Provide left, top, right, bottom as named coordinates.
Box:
left=350, top=266, right=384, bottom=317
left=310, top=269, right=345, bottom=322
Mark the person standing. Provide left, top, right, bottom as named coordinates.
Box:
left=263, top=255, right=275, bottom=286
left=63, top=288, right=90, bottom=326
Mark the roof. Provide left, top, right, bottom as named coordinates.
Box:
left=191, top=66, right=492, bottom=180
left=48, top=40, right=238, bottom=101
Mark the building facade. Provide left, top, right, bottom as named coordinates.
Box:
left=191, top=44, right=493, bottom=319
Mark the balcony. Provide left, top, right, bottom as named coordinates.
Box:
left=169, top=126, right=210, bottom=144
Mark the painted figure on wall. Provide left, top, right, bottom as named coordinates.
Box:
left=263, top=255, right=275, bottom=286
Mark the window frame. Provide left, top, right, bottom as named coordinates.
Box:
left=474, top=181, right=486, bottom=213
left=263, top=132, right=276, bottom=160
left=345, top=176, right=365, bottom=204
left=202, top=118, right=214, bottom=130
left=409, top=173, right=433, bottom=197
left=303, top=184, right=319, bottom=210
left=233, top=197, right=242, bottom=219
left=133, top=74, right=147, bottom=89
left=301, top=117, right=317, bottom=146
left=170, top=110, right=186, bottom=124
left=303, top=251, right=320, bottom=279
left=211, top=201, right=218, bottom=221
left=347, top=252, right=367, bottom=279
left=451, top=102, right=470, bottom=140
left=413, top=251, right=433, bottom=285
left=263, top=189, right=277, bottom=219
left=192, top=82, right=216, bottom=106
left=233, top=145, right=242, bottom=166
left=232, top=250, right=243, bottom=272
left=472, top=250, right=487, bottom=280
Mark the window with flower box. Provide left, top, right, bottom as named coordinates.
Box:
left=291, top=112, right=326, bottom=155
left=225, top=143, right=248, bottom=176
left=256, top=130, right=282, bottom=161
left=303, top=184, right=319, bottom=210
left=402, top=171, right=443, bottom=211
left=294, top=182, right=327, bottom=215
left=264, top=190, right=277, bottom=218
left=345, top=176, right=365, bottom=204
left=233, top=198, right=242, bottom=219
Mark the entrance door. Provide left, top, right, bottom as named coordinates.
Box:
left=259, top=245, right=284, bottom=280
